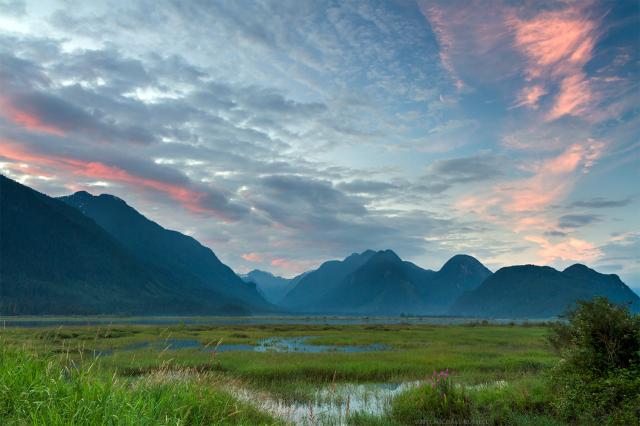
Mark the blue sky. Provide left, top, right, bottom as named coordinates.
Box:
left=0, top=0, right=638, bottom=290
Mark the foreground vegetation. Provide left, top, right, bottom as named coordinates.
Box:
left=0, top=346, right=277, bottom=425
left=1, top=301, right=638, bottom=425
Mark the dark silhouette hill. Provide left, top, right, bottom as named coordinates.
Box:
left=60, top=191, right=271, bottom=311
left=450, top=264, right=640, bottom=318
left=281, top=250, right=491, bottom=314
left=0, top=175, right=268, bottom=315
left=279, top=250, right=377, bottom=310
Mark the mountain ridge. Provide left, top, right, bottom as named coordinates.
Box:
left=59, top=190, right=273, bottom=312
left=450, top=263, right=640, bottom=318
left=281, top=250, right=491, bottom=314
left=0, top=175, right=251, bottom=315
left=3, top=176, right=637, bottom=318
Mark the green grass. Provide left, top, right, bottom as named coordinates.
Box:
left=390, top=377, right=563, bottom=425
left=1, top=321, right=562, bottom=424
left=0, top=344, right=279, bottom=425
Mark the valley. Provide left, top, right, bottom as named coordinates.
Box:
left=1, top=320, right=558, bottom=425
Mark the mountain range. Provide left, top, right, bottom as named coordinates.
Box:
left=0, top=175, right=273, bottom=315
left=240, top=270, right=305, bottom=304
left=60, top=191, right=270, bottom=311
left=279, top=250, right=491, bottom=314
left=450, top=263, right=640, bottom=318
left=1, top=175, right=638, bottom=318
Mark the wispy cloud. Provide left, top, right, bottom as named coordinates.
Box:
left=525, top=235, right=602, bottom=264
left=0, top=0, right=636, bottom=279
left=508, top=3, right=599, bottom=119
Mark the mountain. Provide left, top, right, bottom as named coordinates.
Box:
left=314, top=250, right=432, bottom=314
left=240, top=270, right=304, bottom=304
left=280, top=250, right=491, bottom=314
left=0, top=175, right=255, bottom=315
left=450, top=264, right=640, bottom=318
left=59, top=190, right=272, bottom=311
left=279, top=250, right=377, bottom=310
left=420, top=254, right=492, bottom=309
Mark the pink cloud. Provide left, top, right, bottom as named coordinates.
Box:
left=525, top=235, right=602, bottom=264
left=457, top=139, right=606, bottom=267
left=502, top=141, right=603, bottom=213
left=0, top=140, right=235, bottom=220
left=0, top=96, right=67, bottom=137
left=242, top=252, right=263, bottom=262
left=509, top=9, right=596, bottom=77
left=418, top=2, right=601, bottom=119
left=270, top=258, right=317, bottom=275
left=457, top=140, right=605, bottom=222
left=419, top=3, right=464, bottom=90
left=512, top=84, right=546, bottom=109
left=547, top=73, right=592, bottom=120
left=508, top=5, right=599, bottom=118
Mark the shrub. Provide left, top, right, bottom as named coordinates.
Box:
left=548, top=297, right=640, bottom=424
left=549, top=297, right=640, bottom=373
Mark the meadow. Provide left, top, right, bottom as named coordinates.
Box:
left=0, top=319, right=571, bottom=425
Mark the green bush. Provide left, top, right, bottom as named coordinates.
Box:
left=549, top=297, right=640, bottom=373
left=549, top=297, right=640, bottom=425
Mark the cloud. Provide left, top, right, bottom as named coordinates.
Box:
left=419, top=1, right=603, bottom=121
left=0, top=0, right=25, bottom=17
left=512, top=84, right=546, bottom=109
left=525, top=235, right=602, bottom=264
left=242, top=252, right=263, bottom=262
left=508, top=3, right=599, bottom=119
left=558, top=214, right=601, bottom=229
left=270, top=257, right=318, bottom=275
left=418, top=2, right=464, bottom=90
left=337, top=179, right=399, bottom=195
left=546, top=72, right=592, bottom=120
left=0, top=91, right=154, bottom=143
left=459, top=140, right=605, bottom=218
left=455, top=138, right=609, bottom=265
left=570, top=197, right=632, bottom=209
left=0, top=140, right=249, bottom=221
left=426, top=155, right=503, bottom=184
left=544, top=230, right=568, bottom=237
left=0, top=0, right=636, bottom=280
left=594, top=232, right=640, bottom=285
left=503, top=140, right=604, bottom=213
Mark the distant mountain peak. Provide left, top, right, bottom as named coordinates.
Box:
left=439, top=254, right=490, bottom=274
left=70, top=190, right=128, bottom=205
left=563, top=263, right=593, bottom=273
left=246, top=269, right=275, bottom=277
left=67, top=191, right=133, bottom=215
left=450, top=263, right=639, bottom=318
left=441, top=253, right=481, bottom=267
left=345, top=249, right=376, bottom=261
left=563, top=263, right=623, bottom=283
left=371, top=249, right=402, bottom=263
left=71, top=190, right=92, bottom=198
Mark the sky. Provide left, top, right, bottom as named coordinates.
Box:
left=0, top=0, right=638, bottom=290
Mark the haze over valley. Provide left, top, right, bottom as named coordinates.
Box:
left=3, top=175, right=638, bottom=318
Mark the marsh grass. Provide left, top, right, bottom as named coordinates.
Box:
left=1, top=322, right=560, bottom=424
left=391, top=377, right=562, bottom=425
left=0, top=343, right=279, bottom=425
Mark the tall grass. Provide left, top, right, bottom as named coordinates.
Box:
left=390, top=376, right=562, bottom=425
left=0, top=345, right=278, bottom=425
